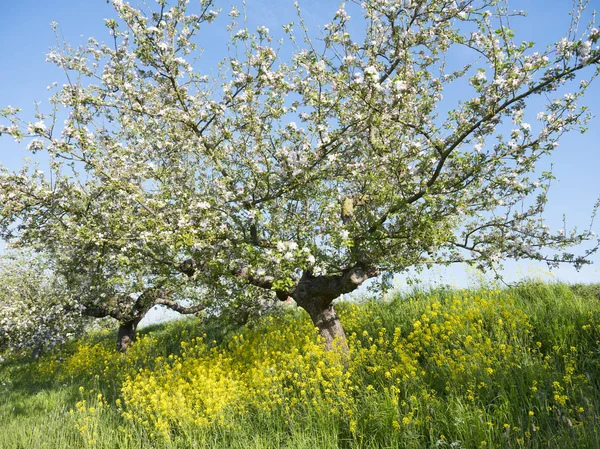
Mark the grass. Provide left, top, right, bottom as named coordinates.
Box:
left=1, top=281, right=600, bottom=448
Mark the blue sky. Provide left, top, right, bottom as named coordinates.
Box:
left=1, top=0, right=599, bottom=294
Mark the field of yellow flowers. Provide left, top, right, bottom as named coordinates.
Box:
left=1, top=282, right=600, bottom=448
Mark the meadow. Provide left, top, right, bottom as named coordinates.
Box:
left=1, top=282, right=599, bottom=449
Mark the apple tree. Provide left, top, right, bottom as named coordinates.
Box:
left=0, top=249, right=86, bottom=356
left=1, top=0, right=599, bottom=351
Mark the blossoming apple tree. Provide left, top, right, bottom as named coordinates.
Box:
left=1, top=0, right=599, bottom=351
left=0, top=249, right=85, bottom=355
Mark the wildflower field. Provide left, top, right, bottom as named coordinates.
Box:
left=1, top=282, right=600, bottom=449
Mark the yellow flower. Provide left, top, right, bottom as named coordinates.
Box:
left=349, top=420, right=357, bottom=433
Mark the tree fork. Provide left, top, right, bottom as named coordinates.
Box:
left=290, top=264, right=378, bottom=352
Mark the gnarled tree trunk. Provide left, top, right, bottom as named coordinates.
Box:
left=31, top=344, right=43, bottom=359
left=301, top=301, right=348, bottom=352
left=116, top=318, right=141, bottom=352
left=289, top=264, right=378, bottom=353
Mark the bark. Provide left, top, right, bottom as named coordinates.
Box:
left=116, top=318, right=141, bottom=352
left=301, top=301, right=349, bottom=353
left=291, top=264, right=379, bottom=353
left=31, top=345, right=43, bottom=359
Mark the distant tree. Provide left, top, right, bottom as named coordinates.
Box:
left=0, top=249, right=85, bottom=355
left=1, top=0, right=599, bottom=351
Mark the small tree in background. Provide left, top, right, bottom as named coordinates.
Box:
left=0, top=249, right=85, bottom=355
left=1, top=0, right=599, bottom=351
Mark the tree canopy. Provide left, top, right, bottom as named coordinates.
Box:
left=1, top=0, right=599, bottom=349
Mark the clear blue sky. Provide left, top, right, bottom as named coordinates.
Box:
left=1, top=0, right=599, bottom=293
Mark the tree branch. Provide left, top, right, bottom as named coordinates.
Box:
left=154, top=298, right=206, bottom=314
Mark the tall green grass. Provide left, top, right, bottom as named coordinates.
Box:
left=1, top=282, right=599, bottom=449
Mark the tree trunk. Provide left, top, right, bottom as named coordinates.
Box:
left=116, top=318, right=141, bottom=352
left=31, top=345, right=43, bottom=359
left=239, top=264, right=377, bottom=353
left=302, top=302, right=349, bottom=353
